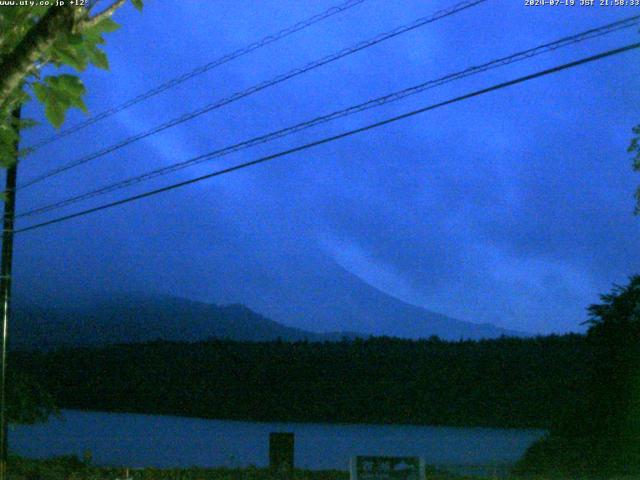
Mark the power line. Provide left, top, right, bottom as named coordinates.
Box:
left=17, top=0, right=487, bottom=190
left=17, top=15, right=640, bottom=220
left=15, top=42, right=640, bottom=235
left=24, top=0, right=367, bottom=152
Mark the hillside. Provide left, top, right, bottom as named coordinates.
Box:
left=10, top=295, right=360, bottom=350
left=11, top=286, right=526, bottom=351
left=206, top=262, right=529, bottom=340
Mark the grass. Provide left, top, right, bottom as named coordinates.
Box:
left=5, top=456, right=486, bottom=480
left=6, top=455, right=640, bottom=480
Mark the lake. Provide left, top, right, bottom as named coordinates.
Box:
left=9, top=410, right=546, bottom=477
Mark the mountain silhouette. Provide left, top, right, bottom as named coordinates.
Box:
left=216, top=262, right=529, bottom=340
left=10, top=295, right=362, bottom=350
left=11, top=287, right=525, bottom=351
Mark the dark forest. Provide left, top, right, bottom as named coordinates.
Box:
left=14, top=334, right=589, bottom=429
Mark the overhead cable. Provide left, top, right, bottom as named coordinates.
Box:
left=15, top=42, right=640, bottom=234
left=17, top=15, right=640, bottom=220
left=17, top=0, right=487, bottom=189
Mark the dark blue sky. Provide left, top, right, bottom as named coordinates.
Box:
left=11, top=0, right=640, bottom=334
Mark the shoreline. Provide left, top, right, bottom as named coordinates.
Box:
left=52, top=408, right=550, bottom=433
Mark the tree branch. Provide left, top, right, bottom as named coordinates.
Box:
left=81, top=0, right=126, bottom=30
left=0, top=7, right=76, bottom=111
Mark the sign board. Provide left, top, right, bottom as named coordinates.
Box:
left=269, top=432, right=294, bottom=472
left=350, top=456, right=425, bottom=480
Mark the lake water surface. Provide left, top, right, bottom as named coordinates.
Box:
left=9, top=410, right=546, bottom=476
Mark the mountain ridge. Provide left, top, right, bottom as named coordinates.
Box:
left=10, top=295, right=357, bottom=350
left=10, top=288, right=527, bottom=351
left=227, top=263, right=529, bottom=340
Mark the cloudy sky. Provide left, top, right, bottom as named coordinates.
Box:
left=10, top=0, right=640, bottom=335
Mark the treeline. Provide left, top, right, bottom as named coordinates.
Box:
left=13, top=334, right=593, bottom=429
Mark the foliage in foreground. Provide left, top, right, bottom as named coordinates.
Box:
left=515, top=275, right=640, bottom=476
left=9, top=455, right=640, bottom=480
left=6, top=369, right=57, bottom=424
left=0, top=1, right=142, bottom=168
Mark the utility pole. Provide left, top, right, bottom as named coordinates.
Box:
left=0, top=107, right=21, bottom=480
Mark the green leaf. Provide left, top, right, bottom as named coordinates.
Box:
left=81, top=26, right=106, bottom=45
left=88, top=47, right=109, bottom=70
left=18, top=118, right=38, bottom=130
left=93, top=17, right=120, bottom=34
left=0, top=124, right=18, bottom=150
left=50, top=43, right=89, bottom=71
left=0, top=156, right=16, bottom=169
left=31, top=76, right=88, bottom=129
left=66, top=33, right=84, bottom=46
left=68, top=95, right=88, bottom=113
left=44, top=98, right=66, bottom=128
left=32, top=83, right=48, bottom=103
left=50, top=75, right=86, bottom=99
left=131, top=0, right=144, bottom=11
left=0, top=1, right=126, bottom=138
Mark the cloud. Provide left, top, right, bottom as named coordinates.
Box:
left=12, top=0, right=640, bottom=335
